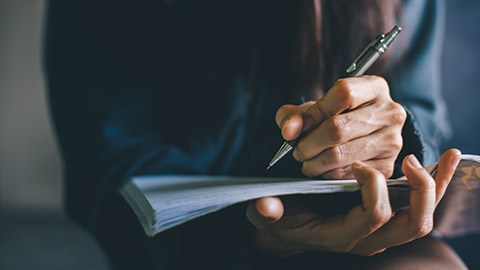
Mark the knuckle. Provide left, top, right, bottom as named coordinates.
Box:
left=378, top=163, right=395, bottom=179
left=335, top=78, right=351, bottom=91
left=327, top=146, right=343, bottom=166
left=384, top=132, right=403, bottom=153
left=373, top=75, right=390, bottom=93
left=367, top=75, right=390, bottom=98
left=334, top=79, right=354, bottom=107
left=367, top=203, right=392, bottom=225
left=390, top=102, right=407, bottom=124
left=375, top=164, right=393, bottom=181
left=391, top=134, right=403, bottom=151
left=326, top=116, right=348, bottom=144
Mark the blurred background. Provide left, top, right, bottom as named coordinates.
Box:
left=0, top=0, right=479, bottom=269
left=0, top=1, right=108, bottom=269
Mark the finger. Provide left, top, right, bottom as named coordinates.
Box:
left=322, top=162, right=391, bottom=245
left=270, top=162, right=391, bottom=252
left=246, top=197, right=319, bottom=252
left=303, top=76, right=390, bottom=126
left=246, top=197, right=284, bottom=230
left=402, top=154, right=436, bottom=226
left=275, top=102, right=315, bottom=141
left=351, top=154, right=437, bottom=254
left=299, top=130, right=401, bottom=178
left=432, top=149, right=461, bottom=206
left=249, top=164, right=392, bottom=253
left=320, top=158, right=397, bottom=180
left=294, top=102, right=405, bottom=161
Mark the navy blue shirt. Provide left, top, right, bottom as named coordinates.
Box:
left=46, top=0, right=450, bottom=268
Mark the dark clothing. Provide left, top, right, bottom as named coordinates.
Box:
left=46, top=0, right=449, bottom=268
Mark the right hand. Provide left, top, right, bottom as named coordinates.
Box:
left=247, top=149, right=461, bottom=257
left=275, top=76, right=406, bottom=179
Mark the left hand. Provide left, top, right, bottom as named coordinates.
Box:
left=276, top=75, right=407, bottom=179
left=247, top=149, right=461, bottom=257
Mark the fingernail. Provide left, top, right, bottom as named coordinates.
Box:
left=281, top=118, right=291, bottom=138
left=302, top=116, right=314, bottom=132
left=451, top=155, right=461, bottom=170
left=407, top=154, right=422, bottom=168
left=352, top=161, right=368, bottom=185
left=282, top=118, right=291, bottom=129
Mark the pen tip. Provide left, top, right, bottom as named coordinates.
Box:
left=266, top=165, right=272, bottom=171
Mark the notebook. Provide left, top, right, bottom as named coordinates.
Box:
left=120, top=155, right=480, bottom=237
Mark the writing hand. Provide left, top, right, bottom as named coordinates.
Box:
left=276, top=76, right=406, bottom=179
left=247, top=149, right=461, bottom=257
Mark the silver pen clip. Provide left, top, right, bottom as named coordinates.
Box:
left=346, top=35, right=384, bottom=74
left=266, top=26, right=401, bottom=171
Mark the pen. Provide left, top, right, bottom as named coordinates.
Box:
left=266, top=26, right=402, bottom=171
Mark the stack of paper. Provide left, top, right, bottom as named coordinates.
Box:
left=120, top=176, right=408, bottom=236
left=120, top=155, right=480, bottom=237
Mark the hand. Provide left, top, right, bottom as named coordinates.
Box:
left=276, top=76, right=406, bottom=179
left=247, top=149, right=461, bottom=257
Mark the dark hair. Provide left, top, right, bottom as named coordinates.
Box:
left=296, top=0, right=402, bottom=99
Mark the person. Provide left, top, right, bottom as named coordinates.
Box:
left=46, top=0, right=466, bottom=269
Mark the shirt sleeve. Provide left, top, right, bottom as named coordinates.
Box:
left=387, top=0, right=451, bottom=175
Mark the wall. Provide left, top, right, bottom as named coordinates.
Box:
left=0, top=0, right=62, bottom=211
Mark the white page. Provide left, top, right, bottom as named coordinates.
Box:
left=121, top=154, right=480, bottom=237
left=125, top=176, right=408, bottom=236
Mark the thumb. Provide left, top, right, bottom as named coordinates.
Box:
left=246, top=197, right=284, bottom=229
left=275, top=102, right=315, bottom=141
